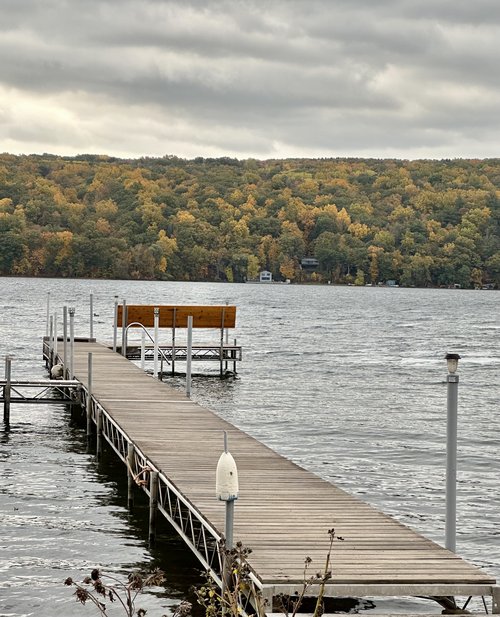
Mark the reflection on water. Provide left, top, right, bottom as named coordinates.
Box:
left=1, top=278, right=499, bottom=615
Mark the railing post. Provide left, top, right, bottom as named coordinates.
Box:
left=63, top=306, right=68, bottom=379
left=127, top=442, right=135, bottom=510
left=4, top=355, right=11, bottom=424
left=186, top=315, right=193, bottom=397
left=154, top=307, right=159, bottom=378
left=121, top=300, right=128, bottom=357
left=149, top=471, right=159, bottom=545
left=68, top=307, right=75, bottom=379
left=86, top=352, right=93, bottom=439
left=89, top=290, right=94, bottom=340
left=113, top=295, right=119, bottom=353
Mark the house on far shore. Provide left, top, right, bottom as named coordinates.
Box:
left=259, top=270, right=273, bottom=283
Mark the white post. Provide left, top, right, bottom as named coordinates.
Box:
left=445, top=353, right=460, bottom=553
left=153, top=307, right=159, bottom=379
left=69, top=308, right=75, bottom=379
left=121, top=299, right=128, bottom=357
left=216, top=432, right=239, bottom=601
left=186, top=315, right=193, bottom=396
left=216, top=432, right=239, bottom=548
left=113, top=295, right=119, bottom=353
left=49, top=316, right=54, bottom=364
left=53, top=311, right=58, bottom=363
left=141, top=329, right=146, bottom=371
left=45, top=291, right=51, bottom=338
left=63, top=306, right=68, bottom=378
left=89, top=290, right=94, bottom=340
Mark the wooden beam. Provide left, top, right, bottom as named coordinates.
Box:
left=117, top=305, right=236, bottom=329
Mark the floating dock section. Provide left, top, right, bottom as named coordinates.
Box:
left=40, top=338, right=499, bottom=613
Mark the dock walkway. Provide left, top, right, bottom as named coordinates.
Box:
left=67, top=341, right=498, bottom=611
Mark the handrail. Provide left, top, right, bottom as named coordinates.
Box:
left=125, top=322, right=171, bottom=366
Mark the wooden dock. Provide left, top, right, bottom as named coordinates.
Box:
left=56, top=341, right=498, bottom=612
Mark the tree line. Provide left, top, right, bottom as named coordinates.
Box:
left=1, top=152, right=500, bottom=288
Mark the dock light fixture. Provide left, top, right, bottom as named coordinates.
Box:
left=444, top=352, right=460, bottom=553
left=446, top=353, right=461, bottom=374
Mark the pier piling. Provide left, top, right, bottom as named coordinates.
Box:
left=127, top=442, right=135, bottom=510
left=3, top=355, right=11, bottom=424
left=148, top=471, right=159, bottom=546
left=86, top=353, right=93, bottom=439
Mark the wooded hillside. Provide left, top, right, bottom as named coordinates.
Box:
left=1, top=153, right=500, bottom=288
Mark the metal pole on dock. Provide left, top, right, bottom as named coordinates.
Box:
left=220, top=307, right=225, bottom=377
left=45, top=292, right=51, bottom=338
left=86, top=353, right=93, bottom=439
left=216, top=433, right=239, bottom=601
left=89, top=290, right=94, bottom=340
left=141, top=329, right=146, bottom=371
left=445, top=353, right=460, bottom=553
left=53, top=311, right=58, bottom=363
left=63, top=306, right=68, bottom=379
left=49, top=316, right=54, bottom=366
left=4, top=355, right=11, bottom=424
left=186, top=315, right=193, bottom=397
left=113, top=295, right=119, bottom=353
left=121, top=300, right=128, bottom=357
left=69, top=308, right=75, bottom=379
left=149, top=471, right=159, bottom=545
left=154, top=307, right=159, bottom=379
left=127, top=442, right=135, bottom=509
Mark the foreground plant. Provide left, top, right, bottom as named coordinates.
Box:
left=275, top=528, right=344, bottom=617
left=195, top=541, right=267, bottom=617
left=64, top=567, right=192, bottom=617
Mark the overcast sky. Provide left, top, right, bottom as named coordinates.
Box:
left=0, top=0, right=499, bottom=160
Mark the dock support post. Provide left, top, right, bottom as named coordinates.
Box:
left=140, top=329, right=146, bottom=371
left=154, top=307, right=159, bottom=379
left=89, top=290, right=94, bottom=340
left=96, top=408, right=103, bottom=460
left=445, top=354, right=460, bottom=553
left=148, top=471, right=159, bottom=545
left=4, top=355, right=11, bottom=424
left=63, top=306, right=68, bottom=379
left=53, top=311, right=58, bottom=364
left=69, top=308, right=75, bottom=379
left=171, top=309, right=176, bottom=375
left=233, top=338, right=237, bottom=375
left=186, top=315, right=193, bottom=397
left=220, top=308, right=226, bottom=377
left=45, top=291, right=51, bottom=338
left=127, top=442, right=135, bottom=510
left=113, top=295, right=119, bottom=353
left=86, top=353, right=93, bottom=439
left=49, top=316, right=54, bottom=367
left=121, top=300, right=128, bottom=357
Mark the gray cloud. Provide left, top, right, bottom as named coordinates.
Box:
left=0, top=0, right=499, bottom=159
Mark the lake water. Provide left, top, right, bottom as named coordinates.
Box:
left=1, top=277, right=499, bottom=616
